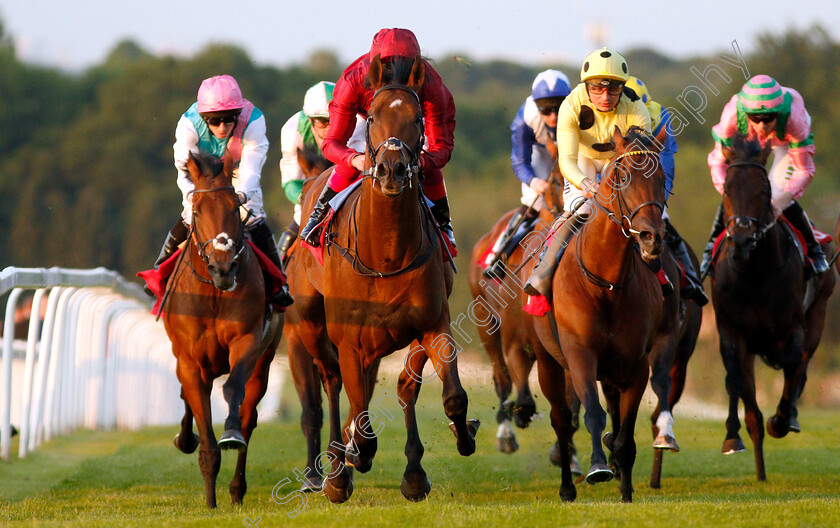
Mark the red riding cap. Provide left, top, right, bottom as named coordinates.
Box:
left=369, top=28, right=421, bottom=61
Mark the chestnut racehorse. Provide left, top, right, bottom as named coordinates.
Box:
left=291, top=55, right=477, bottom=503
left=711, top=136, right=834, bottom=481
left=530, top=126, right=673, bottom=502
left=163, top=151, right=283, bottom=508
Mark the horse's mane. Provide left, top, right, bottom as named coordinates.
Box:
left=365, top=56, right=427, bottom=89
left=188, top=151, right=225, bottom=184
left=728, top=135, right=764, bottom=164
left=299, top=145, right=331, bottom=173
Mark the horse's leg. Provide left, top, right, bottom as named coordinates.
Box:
left=219, top=336, right=262, bottom=451
left=397, top=347, right=432, bottom=501
left=476, top=308, right=516, bottom=453
left=565, top=350, right=611, bottom=484
left=720, top=336, right=747, bottom=456
left=600, top=382, right=621, bottom=477
left=229, top=347, right=276, bottom=505
left=419, top=328, right=478, bottom=457
left=337, top=348, right=379, bottom=473
left=534, top=348, right=576, bottom=502
left=550, top=369, right=583, bottom=476
left=506, top=340, right=537, bottom=429
left=766, top=333, right=806, bottom=439
left=177, top=362, right=220, bottom=509
left=287, top=337, right=324, bottom=491
left=174, top=387, right=200, bottom=454
left=613, top=365, right=648, bottom=503
left=738, top=353, right=765, bottom=481
left=648, top=336, right=679, bottom=451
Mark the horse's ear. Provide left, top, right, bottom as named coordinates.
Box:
left=407, top=56, right=426, bottom=92
left=612, top=125, right=624, bottom=152
left=221, top=151, right=233, bottom=178
left=369, top=54, right=386, bottom=91
left=186, top=151, right=200, bottom=183
left=297, top=147, right=311, bottom=173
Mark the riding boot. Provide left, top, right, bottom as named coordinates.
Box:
left=484, top=206, right=528, bottom=279
left=699, top=202, right=726, bottom=280
left=277, top=224, right=298, bottom=265
left=523, top=212, right=581, bottom=297
left=143, top=219, right=189, bottom=297
left=300, top=185, right=338, bottom=247
left=249, top=220, right=295, bottom=307
left=783, top=202, right=830, bottom=275
left=430, top=196, right=457, bottom=249
left=665, top=220, right=709, bottom=306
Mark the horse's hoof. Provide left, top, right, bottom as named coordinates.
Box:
left=766, top=415, right=790, bottom=439
left=653, top=434, right=680, bottom=452
left=570, top=454, right=583, bottom=476
left=495, top=435, right=519, bottom=454
left=602, top=431, right=615, bottom=451
left=400, top=474, right=432, bottom=501
left=300, top=476, right=323, bottom=493
left=174, top=432, right=200, bottom=454
left=450, top=419, right=480, bottom=456
left=323, top=476, right=354, bottom=504
left=560, top=484, right=577, bottom=503
left=721, top=437, right=746, bottom=455
left=549, top=441, right=562, bottom=466
left=789, top=416, right=801, bottom=433
left=585, top=463, right=614, bottom=484
left=219, top=430, right=247, bottom=451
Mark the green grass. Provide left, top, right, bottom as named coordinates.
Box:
left=2, top=366, right=840, bottom=527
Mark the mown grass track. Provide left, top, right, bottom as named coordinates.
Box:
left=2, top=362, right=839, bottom=527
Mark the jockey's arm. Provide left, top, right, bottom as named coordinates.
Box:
left=279, top=113, right=305, bottom=204
left=173, top=115, right=198, bottom=199
left=234, top=115, right=269, bottom=203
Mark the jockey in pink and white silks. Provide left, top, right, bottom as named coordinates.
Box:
left=145, top=74, right=293, bottom=306
left=700, top=74, right=828, bottom=276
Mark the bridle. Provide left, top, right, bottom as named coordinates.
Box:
left=723, top=160, right=775, bottom=240
left=189, top=185, right=246, bottom=274
left=363, top=84, right=425, bottom=189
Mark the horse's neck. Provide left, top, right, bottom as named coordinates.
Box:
left=579, top=207, right=637, bottom=283
left=356, top=185, right=425, bottom=261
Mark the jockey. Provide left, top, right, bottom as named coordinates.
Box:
left=625, top=76, right=708, bottom=305
left=278, top=81, right=365, bottom=261
left=524, top=47, right=652, bottom=296
left=145, top=74, right=293, bottom=306
left=701, top=74, right=828, bottom=276
left=483, top=69, right=572, bottom=279
left=299, top=27, right=457, bottom=248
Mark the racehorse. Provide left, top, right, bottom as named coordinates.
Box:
left=283, top=146, right=336, bottom=492
left=710, top=135, right=834, bottom=481
left=530, top=126, right=672, bottom=502
left=162, top=151, right=284, bottom=508
left=467, top=164, right=570, bottom=456
left=291, top=54, right=477, bottom=503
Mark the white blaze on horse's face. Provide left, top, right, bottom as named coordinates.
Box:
left=389, top=99, right=403, bottom=109
left=213, top=233, right=235, bottom=252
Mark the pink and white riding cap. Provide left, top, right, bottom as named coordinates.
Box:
left=197, top=75, right=245, bottom=114
left=738, top=75, right=784, bottom=113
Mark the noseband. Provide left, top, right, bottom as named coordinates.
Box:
left=724, top=160, right=775, bottom=240
left=363, top=84, right=425, bottom=188
left=189, top=185, right=246, bottom=266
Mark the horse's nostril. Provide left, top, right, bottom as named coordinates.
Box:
left=207, top=264, right=217, bottom=275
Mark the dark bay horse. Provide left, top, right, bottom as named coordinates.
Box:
left=467, top=165, right=573, bottom=459
left=530, top=126, right=673, bottom=502
left=163, top=151, right=284, bottom=508
left=711, top=136, right=834, bottom=481
left=291, top=55, right=477, bottom=503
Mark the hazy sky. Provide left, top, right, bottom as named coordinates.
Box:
left=2, top=1, right=837, bottom=71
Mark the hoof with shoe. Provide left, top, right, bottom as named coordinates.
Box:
left=300, top=475, right=323, bottom=493
left=585, top=463, right=614, bottom=484
left=653, top=434, right=680, bottom=452
left=721, top=437, right=746, bottom=455
left=323, top=471, right=354, bottom=504
left=766, top=415, right=791, bottom=439
left=789, top=416, right=801, bottom=433
left=173, top=432, right=200, bottom=454
left=495, top=434, right=519, bottom=454
left=400, top=474, right=432, bottom=502
left=449, top=418, right=481, bottom=456
left=218, top=429, right=247, bottom=451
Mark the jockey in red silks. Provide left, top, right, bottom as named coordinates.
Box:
left=299, top=27, right=457, bottom=249
left=700, top=74, right=828, bottom=276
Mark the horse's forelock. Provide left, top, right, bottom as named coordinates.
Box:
left=365, top=56, right=424, bottom=89
left=191, top=151, right=225, bottom=185
left=728, top=135, right=764, bottom=164
left=624, top=126, right=659, bottom=150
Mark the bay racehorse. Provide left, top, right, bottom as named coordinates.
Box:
left=711, top=135, right=834, bottom=481
left=291, top=54, right=477, bottom=503
left=468, top=164, right=582, bottom=469
left=161, top=151, right=284, bottom=508
left=530, top=126, right=673, bottom=502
